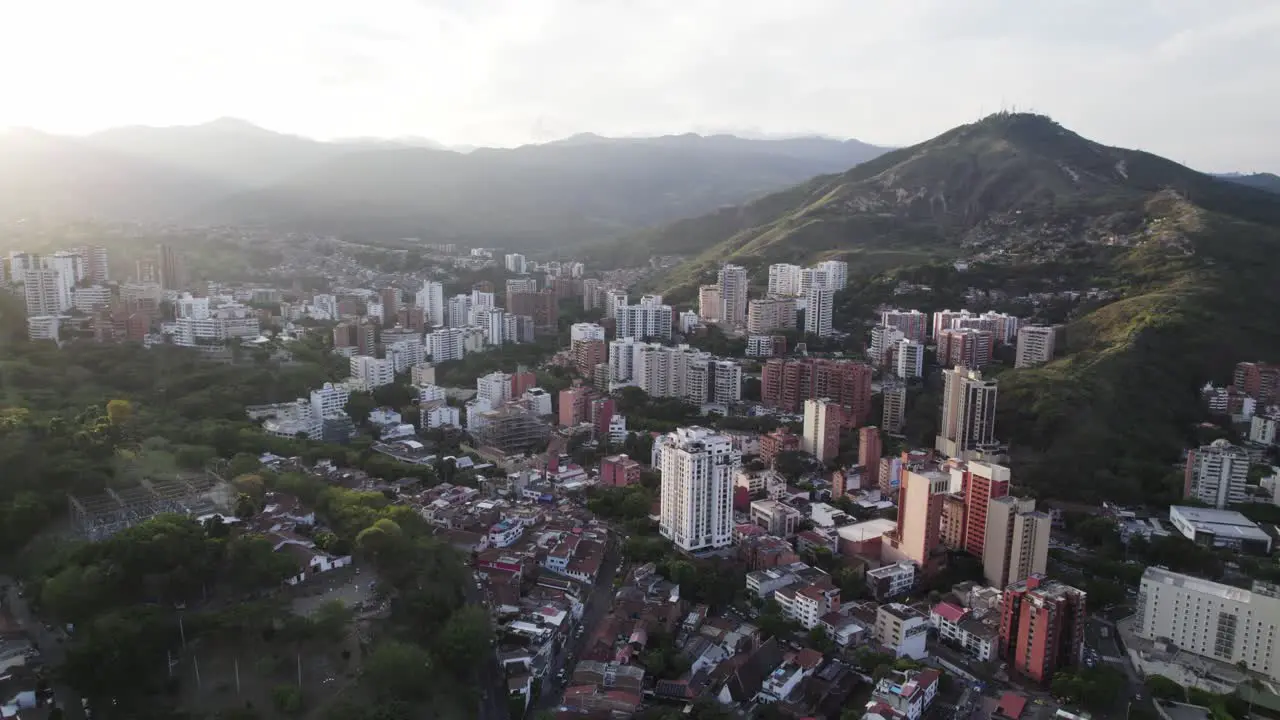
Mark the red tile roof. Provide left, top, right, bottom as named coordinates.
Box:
left=931, top=601, right=967, bottom=624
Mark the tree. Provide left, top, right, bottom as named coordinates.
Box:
left=311, top=599, right=354, bottom=642
left=106, top=398, right=133, bottom=426
left=363, top=640, right=434, bottom=701
left=272, top=684, right=304, bottom=715
left=1145, top=674, right=1184, bottom=701
left=224, top=535, right=299, bottom=589
left=437, top=605, right=492, bottom=674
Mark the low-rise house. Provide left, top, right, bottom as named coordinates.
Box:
left=930, top=602, right=997, bottom=662
left=863, top=668, right=940, bottom=720
left=867, top=562, right=916, bottom=601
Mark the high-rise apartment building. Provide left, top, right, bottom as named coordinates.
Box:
left=504, top=253, right=527, bottom=273
left=802, top=398, right=842, bottom=463
left=880, top=309, right=928, bottom=343
left=1184, top=439, right=1250, bottom=508
left=477, top=371, right=512, bottom=407
left=746, top=297, right=796, bottom=335
left=350, top=356, right=396, bottom=389
left=416, top=281, right=445, bottom=327
left=936, top=366, right=998, bottom=459
left=886, top=466, right=950, bottom=567
left=761, top=358, right=873, bottom=426
left=859, top=427, right=882, bottom=489
left=805, top=287, right=834, bottom=337
left=895, top=340, right=924, bottom=379
left=869, top=325, right=906, bottom=367
left=882, top=384, right=907, bottom=434
left=157, top=243, right=183, bottom=290
left=962, top=462, right=1010, bottom=558
left=814, top=260, right=848, bottom=291
left=718, top=264, right=749, bottom=328
left=446, top=294, right=471, bottom=327
left=999, top=575, right=1086, bottom=684
left=767, top=263, right=802, bottom=296
left=657, top=427, right=741, bottom=552
left=570, top=322, right=606, bottom=342
left=572, top=339, right=607, bottom=378
left=616, top=295, right=672, bottom=341
left=698, top=285, right=721, bottom=322
left=1136, top=568, right=1280, bottom=682
left=983, top=496, right=1049, bottom=589
left=23, top=268, right=63, bottom=316
left=1234, top=361, right=1280, bottom=405
left=426, top=328, right=466, bottom=362
left=938, top=328, right=994, bottom=370
left=77, top=245, right=110, bottom=284
left=1015, top=326, right=1057, bottom=368
left=379, top=288, right=401, bottom=325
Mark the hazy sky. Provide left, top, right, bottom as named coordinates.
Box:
left=2, top=0, right=1277, bottom=171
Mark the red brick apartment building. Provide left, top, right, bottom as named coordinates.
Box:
left=998, top=575, right=1086, bottom=684
left=761, top=358, right=873, bottom=427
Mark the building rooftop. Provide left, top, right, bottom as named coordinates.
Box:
left=1142, top=566, right=1263, bottom=604
left=836, top=518, right=896, bottom=544
left=1169, top=506, right=1271, bottom=543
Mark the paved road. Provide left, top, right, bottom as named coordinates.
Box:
left=1, top=576, right=85, bottom=720
left=533, top=536, right=623, bottom=713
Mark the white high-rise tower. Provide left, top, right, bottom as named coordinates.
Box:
left=656, top=427, right=741, bottom=552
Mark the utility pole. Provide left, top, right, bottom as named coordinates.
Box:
left=234, top=657, right=241, bottom=695
left=194, top=655, right=202, bottom=691
left=297, top=653, right=302, bottom=689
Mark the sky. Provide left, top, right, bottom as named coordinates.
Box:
left=1, top=0, right=1278, bottom=171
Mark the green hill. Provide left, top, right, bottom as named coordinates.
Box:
left=621, top=113, right=1280, bottom=503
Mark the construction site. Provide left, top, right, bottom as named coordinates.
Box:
left=68, top=475, right=235, bottom=541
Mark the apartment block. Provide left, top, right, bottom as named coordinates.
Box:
left=936, top=366, right=998, bottom=459
left=885, top=466, right=950, bottom=568
left=982, top=495, right=1048, bottom=589
left=1015, top=325, right=1057, bottom=368
left=762, top=358, right=873, bottom=426
left=698, top=285, right=721, bottom=322
left=998, top=575, right=1086, bottom=684
left=657, top=427, right=741, bottom=552
left=962, top=462, right=1011, bottom=557
left=874, top=603, right=930, bottom=660
left=938, top=328, right=994, bottom=370
left=767, top=263, right=803, bottom=296
left=859, top=426, right=883, bottom=490
left=1234, top=361, right=1280, bottom=405
left=1183, top=439, right=1250, bottom=509
left=802, top=398, right=842, bottom=463
left=600, top=454, right=642, bottom=487
left=882, top=384, right=907, bottom=434
left=718, top=264, right=749, bottom=328
left=804, top=287, right=834, bottom=337
left=746, top=297, right=797, bottom=334
left=895, top=340, right=924, bottom=379
left=1136, top=567, right=1280, bottom=682
left=760, top=427, right=801, bottom=466
left=880, top=309, right=928, bottom=343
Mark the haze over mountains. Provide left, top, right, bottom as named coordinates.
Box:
left=0, top=119, right=888, bottom=246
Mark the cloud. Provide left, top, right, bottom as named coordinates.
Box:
left=0, top=0, right=1275, bottom=170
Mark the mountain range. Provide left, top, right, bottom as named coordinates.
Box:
left=0, top=120, right=889, bottom=246
left=624, top=113, right=1280, bottom=503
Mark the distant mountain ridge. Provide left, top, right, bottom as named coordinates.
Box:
left=0, top=119, right=890, bottom=246
left=1216, top=172, right=1280, bottom=194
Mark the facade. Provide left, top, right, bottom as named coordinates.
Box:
left=767, top=263, right=802, bottom=296
left=938, top=328, right=994, bottom=370
left=761, top=358, right=873, bottom=426
left=982, top=495, right=1049, bottom=589
left=1234, top=361, right=1280, bottom=405
left=350, top=356, right=396, bottom=389
left=869, top=324, right=906, bottom=366
left=657, top=427, right=741, bottom=552
left=570, top=322, right=606, bottom=342
left=859, top=426, right=883, bottom=490
left=962, top=462, right=1011, bottom=557
left=867, top=562, right=916, bottom=601
left=600, top=455, right=642, bottom=487
left=746, top=297, right=797, bottom=335
left=874, top=603, right=929, bottom=660
left=865, top=668, right=939, bottom=720
left=698, top=285, right=721, bottom=323
left=416, top=281, right=446, bottom=327
left=616, top=295, right=673, bottom=341
left=1015, top=326, right=1057, bottom=368
left=882, top=383, right=907, bottom=434
left=936, top=366, right=998, bottom=459
left=718, top=264, right=749, bottom=328
left=894, top=340, right=924, bottom=379
left=23, top=267, right=64, bottom=316
left=804, top=287, right=834, bottom=338
left=759, top=428, right=801, bottom=466
left=886, top=468, right=949, bottom=567
left=749, top=499, right=802, bottom=537
left=930, top=603, right=997, bottom=662
left=802, top=398, right=842, bottom=463
left=999, top=575, right=1086, bottom=684
left=880, top=309, right=928, bottom=343
left=477, top=371, right=513, bottom=407
left=815, top=260, right=848, bottom=291
left=1183, top=439, right=1250, bottom=508
left=1136, top=567, right=1280, bottom=682
left=427, top=328, right=466, bottom=362
left=1250, top=413, right=1278, bottom=446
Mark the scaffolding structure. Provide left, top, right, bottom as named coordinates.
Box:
left=69, top=475, right=234, bottom=542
